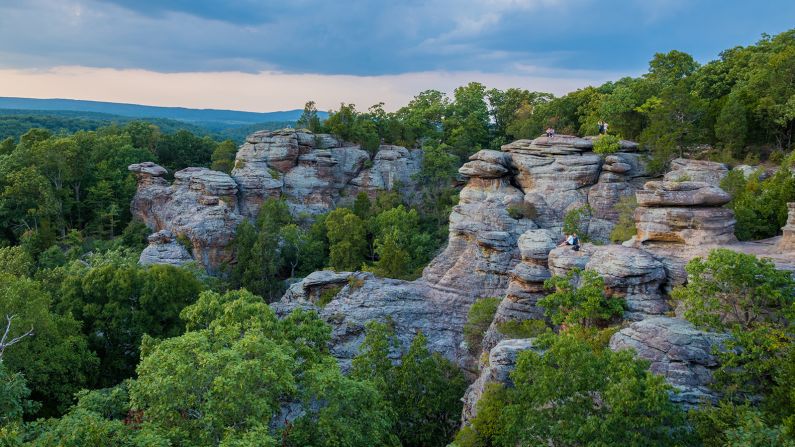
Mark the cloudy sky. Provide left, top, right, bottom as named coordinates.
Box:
left=0, top=0, right=793, bottom=112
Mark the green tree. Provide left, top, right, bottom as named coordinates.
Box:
left=715, top=93, right=748, bottom=155
left=296, top=100, right=322, bottom=132
left=210, top=140, right=237, bottom=174
left=352, top=322, right=466, bottom=447
left=463, top=297, right=500, bottom=355
left=325, top=208, right=368, bottom=271
left=446, top=82, right=490, bottom=160
left=540, top=269, right=624, bottom=328
left=462, top=334, right=691, bottom=447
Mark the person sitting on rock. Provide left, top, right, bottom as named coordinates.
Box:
left=558, top=233, right=580, bottom=251
left=546, top=127, right=555, bottom=138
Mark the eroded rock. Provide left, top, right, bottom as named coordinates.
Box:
left=138, top=230, right=194, bottom=267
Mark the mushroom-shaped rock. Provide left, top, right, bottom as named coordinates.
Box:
left=609, top=317, right=729, bottom=407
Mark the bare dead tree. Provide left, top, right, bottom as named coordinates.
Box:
left=0, top=315, right=34, bottom=362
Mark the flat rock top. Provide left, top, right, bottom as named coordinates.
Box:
left=129, top=162, right=167, bottom=177
left=501, top=135, right=640, bottom=156
left=638, top=181, right=731, bottom=207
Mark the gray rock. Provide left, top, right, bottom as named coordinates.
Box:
left=138, top=230, right=193, bottom=267
left=665, top=158, right=728, bottom=185
left=637, top=181, right=731, bottom=207
left=461, top=339, right=537, bottom=424
left=609, top=317, right=729, bottom=406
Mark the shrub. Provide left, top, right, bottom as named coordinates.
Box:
left=609, top=195, right=638, bottom=243
left=463, top=298, right=501, bottom=355
left=540, top=269, right=624, bottom=328
left=562, top=205, right=592, bottom=241
left=592, top=134, right=621, bottom=154
left=317, top=285, right=343, bottom=307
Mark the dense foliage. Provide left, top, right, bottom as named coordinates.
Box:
left=673, top=249, right=795, bottom=445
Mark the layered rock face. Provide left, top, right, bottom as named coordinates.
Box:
left=129, top=163, right=243, bottom=274
left=548, top=244, right=669, bottom=320
left=779, top=203, right=795, bottom=251
left=632, top=180, right=736, bottom=247
left=609, top=317, right=729, bottom=406
left=130, top=129, right=422, bottom=271
left=423, top=150, right=536, bottom=300
left=502, top=135, right=648, bottom=241
left=232, top=129, right=421, bottom=218
left=138, top=230, right=193, bottom=267
left=461, top=339, right=536, bottom=424
left=664, top=158, right=729, bottom=185
left=480, top=229, right=556, bottom=352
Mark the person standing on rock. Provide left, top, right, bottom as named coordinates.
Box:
left=602, top=122, right=609, bottom=134
left=598, top=121, right=606, bottom=134
left=546, top=127, right=555, bottom=138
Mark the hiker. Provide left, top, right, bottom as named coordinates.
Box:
left=558, top=233, right=581, bottom=251
left=597, top=121, right=605, bottom=134
left=602, top=122, right=609, bottom=134
left=546, top=127, right=555, bottom=138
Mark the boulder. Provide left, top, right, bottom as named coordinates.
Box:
left=636, top=181, right=731, bottom=207
left=609, top=317, right=729, bottom=406
left=634, top=206, right=737, bottom=246
left=461, top=339, right=537, bottom=424
left=664, top=158, right=728, bottom=185
left=138, top=230, right=193, bottom=267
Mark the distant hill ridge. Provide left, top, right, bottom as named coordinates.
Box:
left=0, top=97, right=327, bottom=125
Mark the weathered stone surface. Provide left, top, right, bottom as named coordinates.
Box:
left=129, top=163, right=243, bottom=273
left=633, top=206, right=737, bottom=246
left=232, top=129, right=420, bottom=218
left=637, top=181, right=731, bottom=207
left=461, top=339, right=537, bottom=424
left=274, top=272, right=472, bottom=371
left=779, top=203, right=795, bottom=251
left=610, top=317, right=729, bottom=406
left=422, top=174, right=536, bottom=301
left=548, top=244, right=669, bottom=320
left=665, top=158, right=729, bottom=185
left=138, top=230, right=193, bottom=267
left=481, top=229, right=557, bottom=352
left=459, top=160, right=509, bottom=178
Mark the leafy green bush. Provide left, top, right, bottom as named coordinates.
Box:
left=592, top=134, right=621, bottom=154
left=609, top=195, right=637, bottom=243
left=540, top=269, right=624, bottom=328
left=562, top=205, right=592, bottom=241
left=458, top=333, right=691, bottom=447
left=463, top=297, right=501, bottom=355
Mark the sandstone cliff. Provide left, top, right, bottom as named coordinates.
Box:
left=129, top=129, right=422, bottom=271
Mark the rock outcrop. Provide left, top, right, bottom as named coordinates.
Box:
left=502, top=135, right=649, bottom=241
left=129, top=163, right=243, bottom=274
left=138, top=230, right=194, bottom=267
left=130, top=129, right=423, bottom=271
left=461, top=339, right=537, bottom=424
left=779, top=203, right=795, bottom=251
left=481, top=229, right=556, bottom=352
left=609, top=317, right=729, bottom=406
left=548, top=244, right=669, bottom=320
left=423, top=150, right=536, bottom=300
left=631, top=180, right=736, bottom=247
left=231, top=129, right=421, bottom=218
left=664, top=158, right=729, bottom=185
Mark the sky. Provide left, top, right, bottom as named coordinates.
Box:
left=0, top=0, right=793, bottom=112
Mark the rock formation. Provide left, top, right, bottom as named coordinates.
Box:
left=548, top=244, right=669, bottom=320
left=631, top=180, right=736, bottom=247
left=609, top=317, right=729, bottom=406
left=129, top=129, right=422, bottom=271
left=779, top=203, right=795, bottom=251
left=138, top=230, right=194, bottom=267
left=664, top=158, right=729, bottom=185
left=502, top=135, right=649, bottom=241
left=461, top=339, right=537, bottom=424
left=129, top=163, right=243, bottom=274
left=231, top=129, right=421, bottom=219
